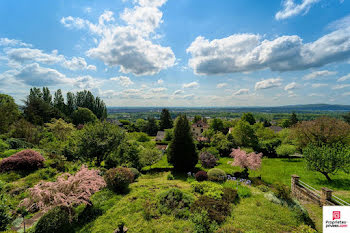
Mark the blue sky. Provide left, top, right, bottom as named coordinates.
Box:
left=0, top=0, right=350, bottom=107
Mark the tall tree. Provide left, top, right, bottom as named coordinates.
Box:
left=66, top=92, right=75, bottom=116
left=232, top=120, right=258, bottom=149
left=289, top=112, right=299, bottom=126
left=193, top=115, right=202, bottom=123
left=53, top=89, right=66, bottom=113
left=167, top=115, right=198, bottom=171
left=241, top=112, right=256, bottom=125
left=145, top=117, right=158, bottom=136
left=42, top=87, right=52, bottom=105
left=159, top=108, right=173, bottom=130
left=0, top=94, right=20, bottom=134
left=210, top=118, right=224, bottom=132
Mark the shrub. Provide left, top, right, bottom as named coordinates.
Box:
left=104, top=167, right=134, bottom=193
left=72, top=107, right=97, bottom=125
left=273, top=182, right=292, bottom=203
left=257, top=185, right=270, bottom=192
left=0, top=195, right=11, bottom=231
left=34, top=206, right=73, bottom=233
left=207, top=168, right=226, bottom=182
left=6, top=138, right=33, bottom=149
left=259, top=138, right=281, bottom=157
left=129, top=168, right=140, bottom=180
left=199, top=152, right=218, bottom=168
left=222, top=187, right=238, bottom=203
left=142, top=199, right=159, bottom=221
left=276, top=144, right=297, bottom=157
left=237, top=185, right=252, bottom=198
left=291, top=225, right=316, bottom=233
left=0, top=149, right=44, bottom=172
left=216, top=226, right=244, bottom=233
left=191, top=181, right=223, bottom=200
left=167, top=173, right=174, bottom=180
left=0, top=149, right=21, bottom=159
left=0, top=139, right=9, bottom=153
left=191, top=210, right=218, bottom=233
left=158, top=188, right=193, bottom=218
left=191, top=195, right=231, bottom=224
left=195, top=171, right=208, bottom=182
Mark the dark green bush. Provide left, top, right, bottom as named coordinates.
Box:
left=237, top=185, right=252, bottom=198
left=158, top=188, right=193, bottom=218
left=191, top=181, right=223, bottom=200
left=191, top=195, right=231, bottom=224
left=0, top=139, right=9, bottom=153
left=273, top=182, right=292, bottom=203
left=222, top=187, right=238, bottom=203
left=0, top=195, right=11, bottom=231
left=129, top=168, right=140, bottom=180
left=191, top=210, right=218, bottom=233
left=167, top=173, right=174, bottom=180
left=6, top=138, right=33, bottom=149
left=207, top=168, right=226, bottom=182
left=35, top=206, right=73, bottom=233
left=104, top=167, right=134, bottom=193
left=257, top=184, right=270, bottom=192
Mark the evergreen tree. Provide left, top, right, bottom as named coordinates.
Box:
left=145, top=117, right=158, bottom=136
left=167, top=115, right=198, bottom=171
left=159, top=108, right=173, bottom=130
left=289, top=112, right=299, bottom=126
left=241, top=112, right=256, bottom=125
left=42, top=87, right=52, bottom=105
left=53, top=89, right=66, bottom=113
left=193, top=115, right=202, bottom=123
left=66, top=92, right=76, bottom=116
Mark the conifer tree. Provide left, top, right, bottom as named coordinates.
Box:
left=159, top=108, right=173, bottom=130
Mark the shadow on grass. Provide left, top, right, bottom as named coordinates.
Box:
left=279, top=158, right=303, bottom=163
left=316, top=178, right=350, bottom=190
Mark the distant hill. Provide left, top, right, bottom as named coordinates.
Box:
left=108, top=104, right=350, bottom=114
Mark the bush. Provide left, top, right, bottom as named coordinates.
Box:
left=237, top=185, right=252, bottom=198
left=216, top=226, right=244, bottom=233
left=72, top=107, right=97, bottom=125
left=104, top=167, right=134, bottom=193
left=222, top=187, right=238, bottom=203
left=276, top=144, right=297, bottom=157
left=167, top=173, right=174, bottom=180
left=195, top=171, right=208, bottom=182
left=257, top=185, right=270, bottom=192
left=273, top=182, right=292, bottom=203
left=0, top=139, right=9, bottom=153
left=259, top=138, right=281, bottom=157
left=191, top=195, right=231, bottom=224
left=191, top=181, right=223, bottom=200
left=191, top=210, right=218, bottom=233
left=6, top=138, right=33, bottom=149
left=0, top=149, right=44, bottom=172
left=142, top=199, right=159, bottom=221
left=34, top=206, right=73, bottom=233
left=291, top=225, right=316, bottom=233
left=0, top=195, right=11, bottom=231
left=0, top=149, right=21, bottom=159
left=199, top=152, right=218, bottom=168
left=157, top=188, right=193, bottom=218
left=207, top=168, right=226, bottom=182
left=129, top=168, right=140, bottom=180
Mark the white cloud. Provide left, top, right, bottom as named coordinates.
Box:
left=275, top=0, right=320, bottom=20
left=255, top=78, right=282, bottom=90
left=73, top=75, right=103, bottom=90
left=337, top=73, right=350, bottom=82
left=303, top=70, right=337, bottom=80
left=216, top=83, right=227, bottom=88
left=157, top=79, right=164, bottom=85
left=183, top=81, right=199, bottom=89
left=110, top=76, right=134, bottom=87
left=343, top=92, right=350, bottom=96
left=0, top=38, right=32, bottom=47
left=312, top=83, right=328, bottom=88
left=308, top=93, right=324, bottom=97
left=173, top=89, right=183, bottom=95
left=63, top=57, right=96, bottom=71
left=284, top=82, right=299, bottom=91
left=186, top=26, right=350, bottom=75
left=233, top=89, right=249, bottom=96
left=61, top=1, right=175, bottom=76
left=150, top=87, right=167, bottom=93
left=332, top=84, right=350, bottom=90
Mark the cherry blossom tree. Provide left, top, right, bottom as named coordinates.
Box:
left=20, top=165, right=106, bottom=216
left=229, top=148, right=262, bottom=178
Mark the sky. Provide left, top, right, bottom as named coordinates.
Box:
left=0, top=0, right=350, bottom=107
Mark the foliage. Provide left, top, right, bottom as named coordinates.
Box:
left=254, top=123, right=276, bottom=140
left=157, top=188, right=193, bottom=218
left=210, top=118, right=224, bottom=132
left=207, top=168, right=226, bottom=182
left=291, top=224, right=316, bottom=233
left=276, top=144, right=297, bottom=157
left=72, top=107, right=98, bottom=125
left=191, top=210, right=219, bottom=233
left=290, top=112, right=299, bottom=126
left=0, top=149, right=44, bottom=172
left=105, top=140, right=141, bottom=169
left=241, top=112, right=256, bottom=125
left=164, top=128, right=174, bottom=141
left=292, top=117, right=350, bottom=149
left=195, top=171, right=208, bottom=182
left=34, top=206, right=73, bottom=233
left=232, top=120, right=258, bottom=149
left=259, top=138, right=281, bottom=157
left=199, top=151, right=218, bottom=168
left=303, top=142, right=350, bottom=181
left=136, top=132, right=150, bottom=142
left=167, top=173, right=174, bottom=180
left=216, top=226, right=244, bottom=233
left=6, top=138, right=33, bottom=150
left=0, top=139, right=9, bottom=153
left=140, top=147, right=162, bottom=168
left=168, top=114, right=198, bottom=171
left=201, top=147, right=219, bottom=157
left=211, top=132, right=233, bottom=156
left=44, top=118, right=75, bottom=141
left=21, top=165, right=106, bottom=212
left=0, top=93, right=20, bottom=134
left=222, top=187, right=238, bottom=203
left=129, top=168, right=140, bottom=180
left=159, top=108, right=173, bottom=130
left=191, top=181, right=223, bottom=200
left=0, top=194, right=11, bottom=231
left=104, top=167, right=134, bottom=193
left=142, top=199, right=159, bottom=221
left=77, top=121, right=125, bottom=165
left=257, top=185, right=270, bottom=192
left=237, top=185, right=252, bottom=198
left=145, top=117, right=158, bottom=136
left=191, top=195, right=231, bottom=224
left=273, top=182, right=293, bottom=203
left=8, top=119, right=40, bottom=145
left=230, top=148, right=262, bottom=177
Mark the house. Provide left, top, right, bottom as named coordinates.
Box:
left=191, top=120, right=209, bottom=137
left=269, top=126, right=283, bottom=133
left=155, top=131, right=165, bottom=141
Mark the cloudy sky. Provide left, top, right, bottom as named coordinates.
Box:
left=1, top=0, right=350, bottom=107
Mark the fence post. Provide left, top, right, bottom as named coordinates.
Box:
left=291, top=175, right=300, bottom=196
left=321, top=188, right=333, bottom=206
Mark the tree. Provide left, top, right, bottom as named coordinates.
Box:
left=210, top=118, right=224, bottom=132
left=77, top=121, right=125, bottom=165
left=289, top=112, right=299, bottom=126
left=167, top=115, right=198, bottom=171
left=140, top=147, right=162, bottom=169
left=105, top=140, right=142, bottom=169
left=145, top=117, right=158, bottom=136
left=211, top=132, right=233, bottom=156
left=232, top=120, right=258, bottom=149
left=44, top=118, right=75, bottom=141
left=53, top=89, right=66, bottom=114
left=193, top=115, right=202, bottom=123
left=230, top=148, right=262, bottom=178
left=66, top=92, right=75, bottom=116
left=304, top=143, right=350, bottom=182
left=72, top=107, right=97, bottom=125
left=343, top=112, right=350, bottom=124
left=241, top=113, right=256, bottom=125
left=291, top=117, right=350, bottom=149
left=159, top=108, right=173, bottom=130
left=276, top=144, right=297, bottom=158
left=0, top=94, right=20, bottom=134
left=135, top=119, right=147, bottom=132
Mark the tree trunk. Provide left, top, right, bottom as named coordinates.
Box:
left=322, top=172, right=332, bottom=182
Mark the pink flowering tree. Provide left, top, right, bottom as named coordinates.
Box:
left=230, top=148, right=262, bottom=178
left=20, top=165, right=106, bottom=218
